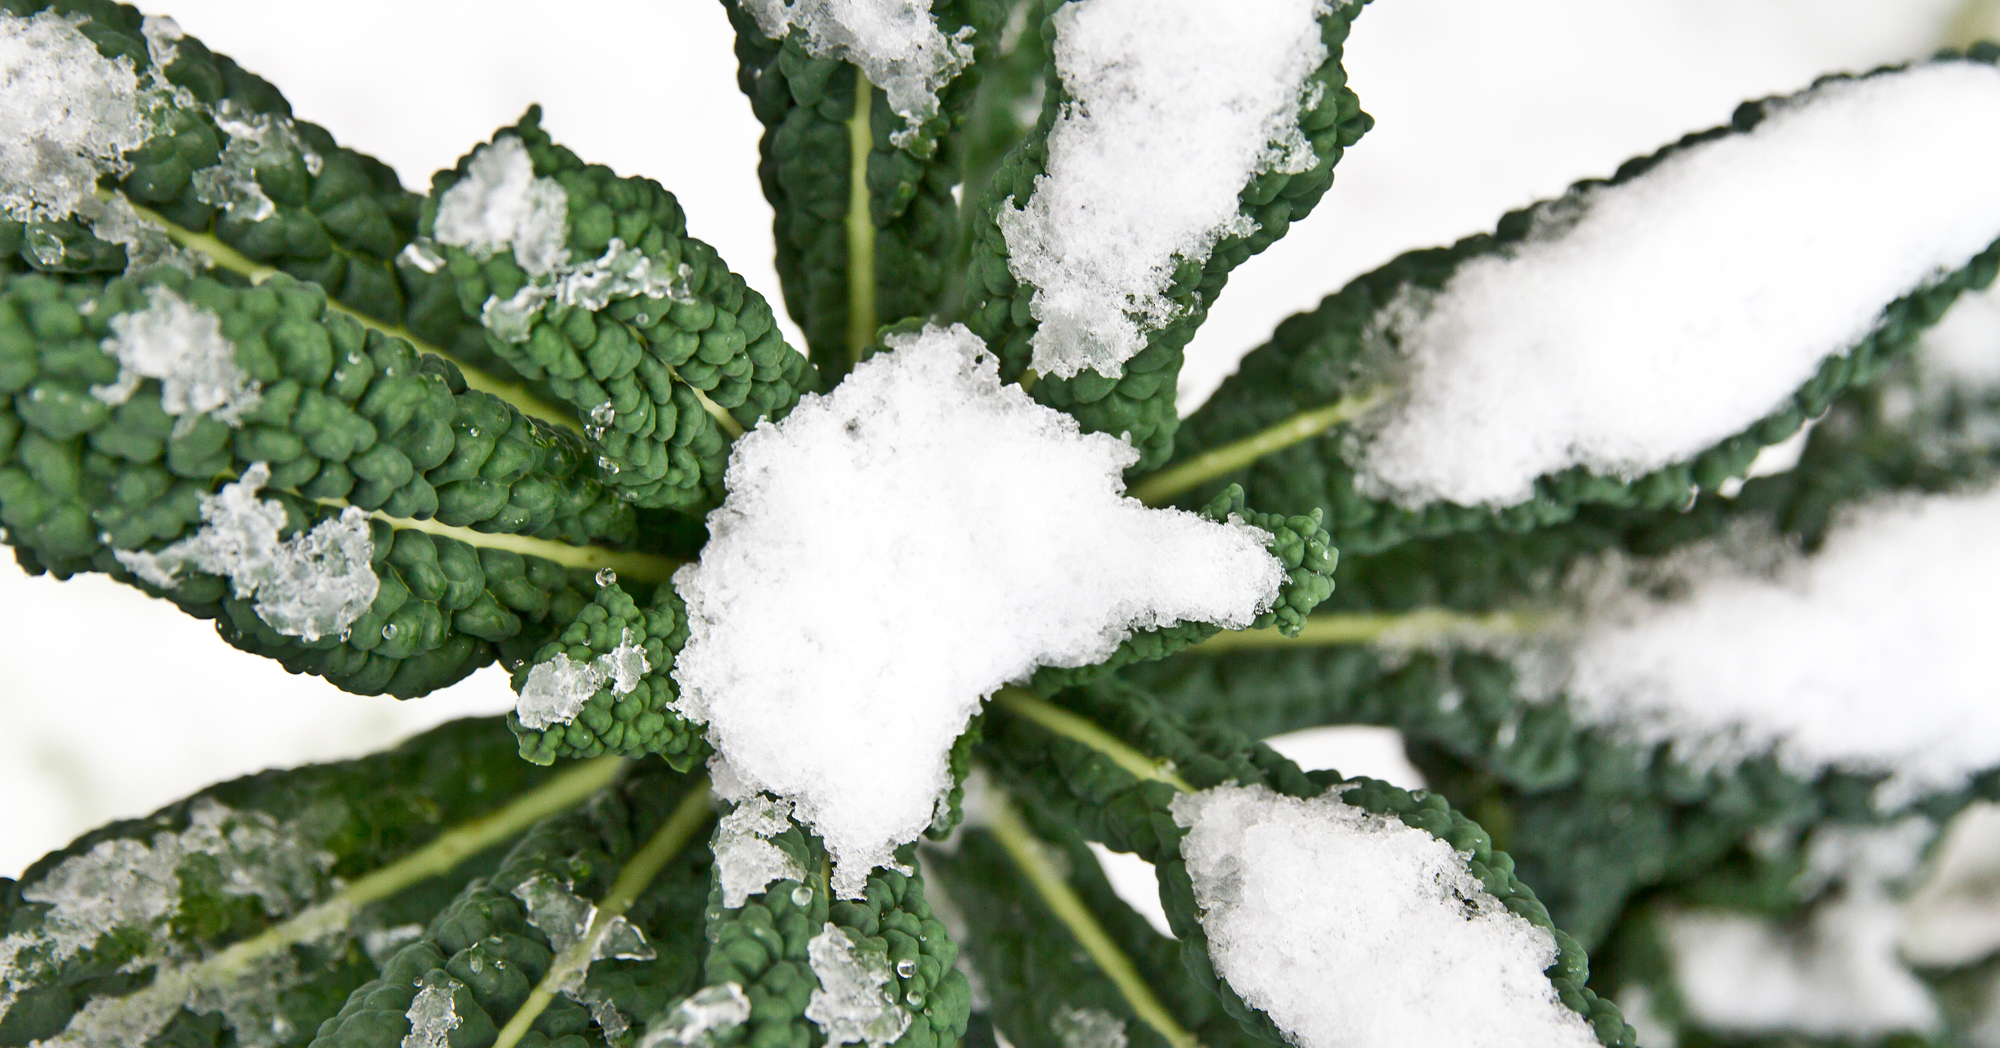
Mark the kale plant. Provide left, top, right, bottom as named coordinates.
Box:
left=4, top=2, right=2000, bottom=1046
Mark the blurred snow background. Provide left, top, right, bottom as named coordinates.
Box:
left=0, top=0, right=1984, bottom=876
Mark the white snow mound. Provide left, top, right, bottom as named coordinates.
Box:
left=1172, top=784, right=1599, bottom=1048
left=1551, top=485, right=2000, bottom=806
left=672, top=324, right=1284, bottom=896
left=1000, top=0, right=1333, bottom=379
left=741, top=0, right=973, bottom=150
left=0, top=11, right=155, bottom=222
left=1358, top=61, right=2000, bottom=507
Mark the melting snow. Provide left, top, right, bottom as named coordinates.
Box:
left=0, top=11, right=156, bottom=222
left=998, top=0, right=1332, bottom=378
left=740, top=0, right=973, bottom=150
left=516, top=628, right=650, bottom=730
left=91, top=284, right=261, bottom=426
left=672, top=324, right=1283, bottom=895
left=639, top=983, right=752, bottom=1048
left=114, top=463, right=378, bottom=642
left=804, top=924, right=912, bottom=1048
left=1357, top=61, right=2000, bottom=507
left=433, top=136, right=569, bottom=277
left=1171, top=784, right=1599, bottom=1048
left=191, top=100, right=323, bottom=223
left=714, top=796, right=806, bottom=909
left=1548, top=485, right=2000, bottom=805
left=401, top=973, right=463, bottom=1048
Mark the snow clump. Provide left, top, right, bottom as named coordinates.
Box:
left=672, top=324, right=1285, bottom=896
left=433, top=136, right=569, bottom=276
left=713, top=796, right=807, bottom=908
left=91, top=284, right=262, bottom=426
left=998, top=0, right=1333, bottom=379
left=115, top=463, right=379, bottom=642
left=1170, top=783, right=1599, bottom=1048
left=804, top=924, right=911, bottom=1048
left=515, top=629, right=650, bottom=730
left=1547, top=485, right=2000, bottom=805
left=401, top=973, right=464, bottom=1048
left=740, top=0, right=973, bottom=151
left=1356, top=61, right=2000, bottom=507
left=0, top=10, right=157, bottom=222
left=640, top=984, right=753, bottom=1048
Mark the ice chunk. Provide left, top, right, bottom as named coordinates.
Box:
left=591, top=917, right=655, bottom=962
left=1052, top=1007, right=1127, bottom=1048
left=92, top=285, right=261, bottom=425
left=79, top=192, right=200, bottom=275
left=552, top=238, right=696, bottom=313
left=1664, top=899, right=1937, bottom=1038
left=998, top=0, right=1331, bottom=379
left=433, top=136, right=569, bottom=276
left=515, top=628, right=650, bottom=730
left=1355, top=62, right=2000, bottom=507
left=672, top=325, right=1283, bottom=895
left=0, top=11, right=155, bottom=222
left=513, top=872, right=596, bottom=956
left=114, top=463, right=379, bottom=642
left=804, top=924, right=911, bottom=1048
left=1549, top=486, right=2000, bottom=803
left=640, top=983, right=752, bottom=1048
left=401, top=973, right=463, bottom=1048
left=1171, top=784, right=1598, bottom=1048
left=191, top=100, right=323, bottom=223
left=741, top=0, right=973, bottom=150
left=714, top=796, right=807, bottom=908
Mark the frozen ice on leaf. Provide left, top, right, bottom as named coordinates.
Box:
left=672, top=325, right=1284, bottom=896
left=714, top=795, right=806, bottom=908
left=1052, top=1007, right=1128, bottom=1048
left=401, top=972, right=464, bottom=1048
left=513, top=871, right=596, bottom=956
left=91, top=285, right=261, bottom=425
left=1355, top=61, right=2000, bottom=507
left=742, top=0, right=973, bottom=151
left=190, top=99, right=323, bottom=222
left=1171, top=784, right=1599, bottom=1048
left=640, top=984, right=753, bottom=1048
left=113, top=464, right=378, bottom=643
left=0, top=11, right=156, bottom=222
left=433, top=136, right=570, bottom=276
left=999, top=0, right=1333, bottom=379
left=804, top=923, right=912, bottom=1048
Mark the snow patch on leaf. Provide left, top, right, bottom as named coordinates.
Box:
left=516, top=628, right=650, bottom=730
left=640, top=984, right=752, bottom=1048
left=434, top=136, right=569, bottom=276
left=0, top=11, right=156, bottom=222
left=804, top=924, right=911, bottom=1048
left=742, top=0, right=973, bottom=151
left=1171, top=783, right=1598, bottom=1048
left=114, top=463, right=379, bottom=642
left=1355, top=61, right=2000, bottom=508
left=91, top=284, right=261, bottom=426
left=999, top=0, right=1333, bottom=379
left=714, top=795, right=806, bottom=909
left=672, top=324, right=1283, bottom=896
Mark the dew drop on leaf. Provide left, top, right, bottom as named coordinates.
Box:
left=895, top=959, right=916, bottom=979
left=596, top=568, right=618, bottom=587
left=791, top=885, right=814, bottom=907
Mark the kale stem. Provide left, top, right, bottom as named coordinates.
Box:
left=845, top=66, right=879, bottom=369
left=980, top=781, right=1202, bottom=1048
left=1188, top=608, right=1562, bottom=653
left=993, top=687, right=1194, bottom=793
left=106, top=190, right=587, bottom=437
left=492, top=780, right=715, bottom=1048
left=1129, top=387, right=1386, bottom=506
left=314, top=498, right=684, bottom=583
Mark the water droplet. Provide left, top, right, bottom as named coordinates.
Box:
left=590, top=402, right=616, bottom=427
left=895, top=959, right=916, bottom=979
left=597, top=456, right=621, bottom=475
left=381, top=623, right=398, bottom=639
left=635, top=313, right=652, bottom=326
left=26, top=225, right=64, bottom=267
left=790, top=885, right=813, bottom=907
left=904, top=990, right=924, bottom=1008
left=467, top=427, right=480, bottom=437
left=595, top=568, right=618, bottom=587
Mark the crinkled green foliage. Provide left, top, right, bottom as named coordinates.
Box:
left=979, top=680, right=1634, bottom=1047
left=1167, top=56, right=2000, bottom=556
left=313, top=762, right=713, bottom=1048
left=962, top=0, right=1373, bottom=473
left=724, top=0, right=997, bottom=387
left=696, top=825, right=969, bottom=1048
left=510, top=581, right=708, bottom=769
left=423, top=109, right=813, bottom=512
left=0, top=717, right=559, bottom=1047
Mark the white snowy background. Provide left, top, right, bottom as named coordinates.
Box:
left=0, top=0, right=1981, bottom=878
